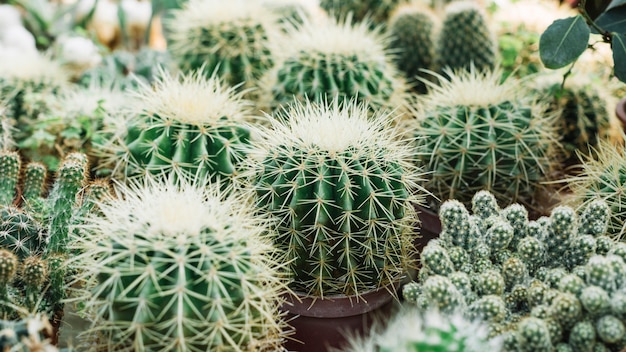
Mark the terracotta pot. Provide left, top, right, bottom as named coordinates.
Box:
left=616, top=96, right=626, bottom=133
left=282, top=285, right=398, bottom=352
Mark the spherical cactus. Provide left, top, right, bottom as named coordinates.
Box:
left=546, top=206, right=577, bottom=257
left=402, top=281, right=421, bottom=303
left=103, top=68, right=254, bottom=183
left=261, top=16, right=406, bottom=113
left=472, top=190, right=501, bottom=220
left=422, top=275, right=465, bottom=313
left=516, top=317, right=553, bottom=352
left=247, top=99, right=423, bottom=297
left=486, top=219, right=514, bottom=252
left=75, top=179, right=290, bottom=351
left=421, top=242, right=455, bottom=276
left=319, top=0, right=408, bottom=26
left=0, top=206, right=45, bottom=260
left=0, top=151, right=19, bottom=206
left=586, top=255, right=621, bottom=293
left=566, top=234, right=597, bottom=268
left=476, top=270, right=506, bottom=297
left=595, top=315, right=625, bottom=344
left=468, top=295, right=507, bottom=323
left=435, top=1, right=497, bottom=73
left=579, top=197, right=611, bottom=237
left=502, top=257, right=529, bottom=288
left=518, top=235, right=547, bottom=271
left=568, top=320, right=597, bottom=352
left=550, top=293, right=583, bottom=329
left=165, top=0, right=279, bottom=91
left=558, top=274, right=586, bottom=297
left=439, top=200, right=475, bottom=249
left=412, top=66, right=558, bottom=208
left=386, top=4, right=439, bottom=93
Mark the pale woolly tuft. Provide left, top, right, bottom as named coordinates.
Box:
left=0, top=51, right=70, bottom=85
left=277, top=15, right=388, bottom=62
left=51, top=84, right=130, bottom=118
left=260, top=99, right=403, bottom=154
left=131, top=68, right=254, bottom=125
left=419, top=67, right=523, bottom=108
left=167, top=0, right=277, bottom=36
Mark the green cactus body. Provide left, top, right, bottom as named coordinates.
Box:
left=596, top=315, right=625, bottom=344
left=20, top=256, right=47, bottom=311
left=469, top=295, right=507, bottom=323
left=319, top=0, right=408, bottom=26
left=414, top=68, right=557, bottom=208
left=568, top=320, right=597, bottom=352
left=422, top=242, right=455, bottom=276
left=435, top=1, right=497, bottom=73
left=387, top=4, right=438, bottom=93
left=107, top=69, right=254, bottom=183
left=516, top=317, right=553, bottom=352
left=21, top=162, right=46, bottom=203
left=166, top=0, right=278, bottom=90
left=0, top=249, right=17, bottom=314
left=0, top=151, right=19, bottom=206
left=0, top=207, right=45, bottom=260
left=263, top=16, right=405, bottom=113
left=249, top=99, right=423, bottom=297
left=76, top=180, right=289, bottom=351
left=472, top=190, right=501, bottom=219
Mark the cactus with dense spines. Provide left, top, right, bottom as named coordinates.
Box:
left=435, top=1, right=497, bottom=74
left=21, top=162, right=46, bottom=204
left=165, top=0, right=279, bottom=91
left=412, top=67, right=559, bottom=209
left=0, top=314, right=62, bottom=351
left=386, top=4, right=439, bottom=93
left=0, top=207, right=45, bottom=260
left=74, top=179, right=290, bottom=351
left=320, top=0, right=408, bottom=26
left=246, top=98, right=424, bottom=298
left=103, top=68, right=254, bottom=183
left=261, top=15, right=407, bottom=113
left=517, top=317, right=553, bottom=352
left=0, top=151, right=19, bottom=206
left=403, top=190, right=626, bottom=351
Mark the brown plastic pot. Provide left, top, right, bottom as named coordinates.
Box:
left=415, top=204, right=441, bottom=250
left=281, top=285, right=398, bottom=352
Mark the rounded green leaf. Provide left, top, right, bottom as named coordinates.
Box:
left=613, top=33, right=626, bottom=83
left=540, top=15, right=591, bottom=69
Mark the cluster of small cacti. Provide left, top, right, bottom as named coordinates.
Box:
left=403, top=189, right=626, bottom=351
left=410, top=66, right=559, bottom=208
left=246, top=99, right=425, bottom=298
left=73, top=178, right=290, bottom=351
left=0, top=314, right=73, bottom=351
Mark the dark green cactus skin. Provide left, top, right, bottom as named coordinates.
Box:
left=272, top=52, right=396, bottom=111
left=0, top=151, right=20, bottom=207
left=0, top=207, right=45, bottom=260
left=255, top=145, right=415, bottom=296
left=435, top=2, right=496, bottom=73
left=387, top=6, right=438, bottom=93
left=122, top=117, right=251, bottom=182
left=21, top=162, right=46, bottom=203
left=416, top=101, right=555, bottom=207
left=320, top=0, right=408, bottom=26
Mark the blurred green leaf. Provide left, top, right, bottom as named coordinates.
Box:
left=613, top=33, right=626, bottom=82
left=540, top=15, right=590, bottom=69
left=595, top=7, right=626, bottom=33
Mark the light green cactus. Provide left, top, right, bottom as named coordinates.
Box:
left=247, top=98, right=424, bottom=298
left=0, top=151, right=19, bottom=206
left=74, top=178, right=290, bottom=351
left=516, top=317, right=553, bottom=352
left=319, top=0, right=408, bottom=26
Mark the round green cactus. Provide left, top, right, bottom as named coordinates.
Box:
left=247, top=98, right=423, bottom=297
left=103, top=68, right=254, bottom=183
left=75, top=179, right=290, bottom=351
left=319, top=0, right=408, bottom=26
left=386, top=4, right=439, bottom=93
left=516, top=317, right=553, bottom=352
left=435, top=1, right=497, bottom=73
left=412, top=67, right=558, bottom=208
left=0, top=206, right=45, bottom=260
left=261, top=16, right=406, bottom=113
left=165, top=0, right=279, bottom=91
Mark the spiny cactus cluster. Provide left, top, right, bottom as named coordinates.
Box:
left=411, top=67, right=559, bottom=208
left=246, top=99, right=424, bottom=298
left=319, top=0, right=408, bottom=27
left=386, top=4, right=439, bottom=93
left=340, top=308, right=502, bottom=352
left=165, top=0, right=279, bottom=91
left=261, top=15, right=406, bottom=113
left=102, top=68, right=255, bottom=183
left=435, top=1, right=497, bottom=74
left=0, top=314, right=71, bottom=351
left=74, top=178, right=290, bottom=351
left=403, top=190, right=626, bottom=351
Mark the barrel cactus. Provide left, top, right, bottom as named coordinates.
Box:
left=165, top=0, right=279, bottom=91
left=411, top=67, right=559, bottom=209
left=435, top=1, right=497, bottom=74
left=246, top=98, right=424, bottom=298
left=102, top=68, right=255, bottom=183
left=319, top=0, right=408, bottom=27
left=74, top=178, right=289, bottom=351
left=386, top=3, right=439, bottom=93
left=403, top=190, right=626, bottom=351
left=260, top=15, right=407, bottom=113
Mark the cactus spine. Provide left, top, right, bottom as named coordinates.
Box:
left=75, top=179, right=289, bottom=351
left=247, top=98, right=424, bottom=297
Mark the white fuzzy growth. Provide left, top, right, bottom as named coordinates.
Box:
left=0, top=51, right=69, bottom=84
left=263, top=99, right=396, bottom=154
left=419, top=67, right=520, bottom=108
left=0, top=26, right=36, bottom=54
left=55, top=35, right=102, bottom=69
left=170, top=0, right=274, bottom=34
left=51, top=84, right=129, bottom=118
left=278, top=15, right=387, bottom=62
left=131, top=68, right=253, bottom=126
left=0, top=5, right=22, bottom=31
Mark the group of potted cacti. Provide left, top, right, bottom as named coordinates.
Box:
left=0, top=0, right=625, bottom=351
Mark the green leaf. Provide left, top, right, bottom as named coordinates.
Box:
left=595, top=7, right=626, bottom=34
left=613, top=33, right=626, bottom=83
left=607, top=0, right=626, bottom=11
left=539, top=15, right=591, bottom=69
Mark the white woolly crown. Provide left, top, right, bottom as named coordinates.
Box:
left=0, top=51, right=69, bottom=85
left=131, top=68, right=254, bottom=126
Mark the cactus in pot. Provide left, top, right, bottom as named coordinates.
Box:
left=100, top=68, right=256, bottom=183
left=245, top=98, right=425, bottom=298
left=72, top=178, right=290, bottom=351
left=260, top=15, right=407, bottom=113
left=410, top=66, right=559, bottom=210
left=165, top=0, right=280, bottom=91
